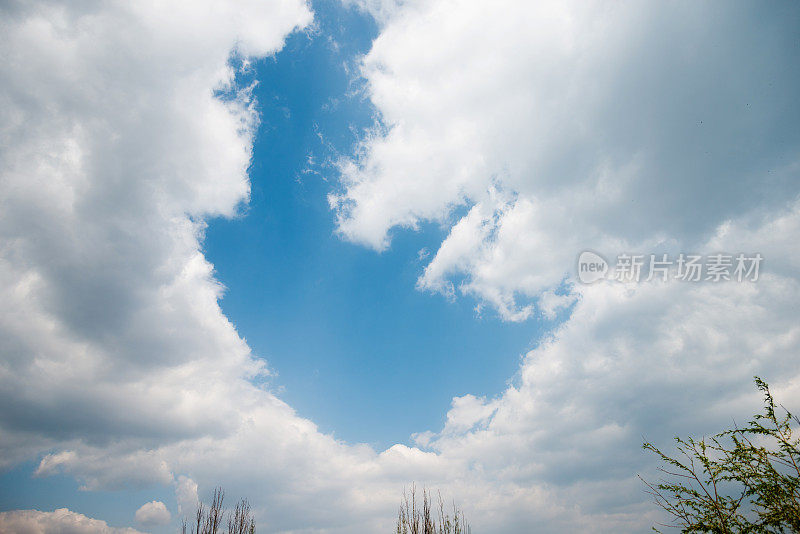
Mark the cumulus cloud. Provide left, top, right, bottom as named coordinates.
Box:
left=0, top=508, right=144, bottom=534
left=0, top=1, right=448, bottom=531
left=333, top=0, right=800, bottom=319
left=175, top=476, right=199, bottom=518
left=325, top=0, right=800, bottom=531
left=134, top=501, right=170, bottom=527
left=0, top=0, right=408, bottom=531
left=2, top=0, right=800, bottom=533
left=0, top=0, right=313, bottom=464
left=407, top=205, right=800, bottom=533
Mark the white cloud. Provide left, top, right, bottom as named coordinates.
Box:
left=342, top=0, right=401, bottom=24
left=0, top=3, right=433, bottom=529
left=0, top=508, right=144, bottom=534
left=134, top=501, right=170, bottom=527
left=175, top=476, right=199, bottom=518
left=333, top=0, right=800, bottom=319
left=537, top=290, right=576, bottom=321
left=406, top=207, right=800, bottom=532
left=2, top=0, right=800, bottom=533
left=325, top=0, right=800, bottom=531
left=0, top=0, right=314, bottom=467
left=0, top=0, right=408, bottom=531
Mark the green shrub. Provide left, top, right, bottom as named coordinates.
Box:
left=642, top=378, right=800, bottom=533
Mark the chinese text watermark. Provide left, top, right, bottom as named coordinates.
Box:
left=577, top=251, right=762, bottom=284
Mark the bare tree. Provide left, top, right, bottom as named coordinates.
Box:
left=228, top=498, right=255, bottom=534
left=395, top=485, right=471, bottom=534
left=182, top=487, right=255, bottom=534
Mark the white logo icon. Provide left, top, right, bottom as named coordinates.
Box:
left=577, top=251, right=608, bottom=283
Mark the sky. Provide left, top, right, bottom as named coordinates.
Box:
left=0, top=1, right=799, bottom=533
left=202, top=4, right=537, bottom=447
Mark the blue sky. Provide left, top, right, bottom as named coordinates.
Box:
left=1, top=1, right=799, bottom=533
left=205, top=0, right=539, bottom=449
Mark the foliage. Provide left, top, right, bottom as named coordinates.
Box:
left=642, top=377, right=800, bottom=533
